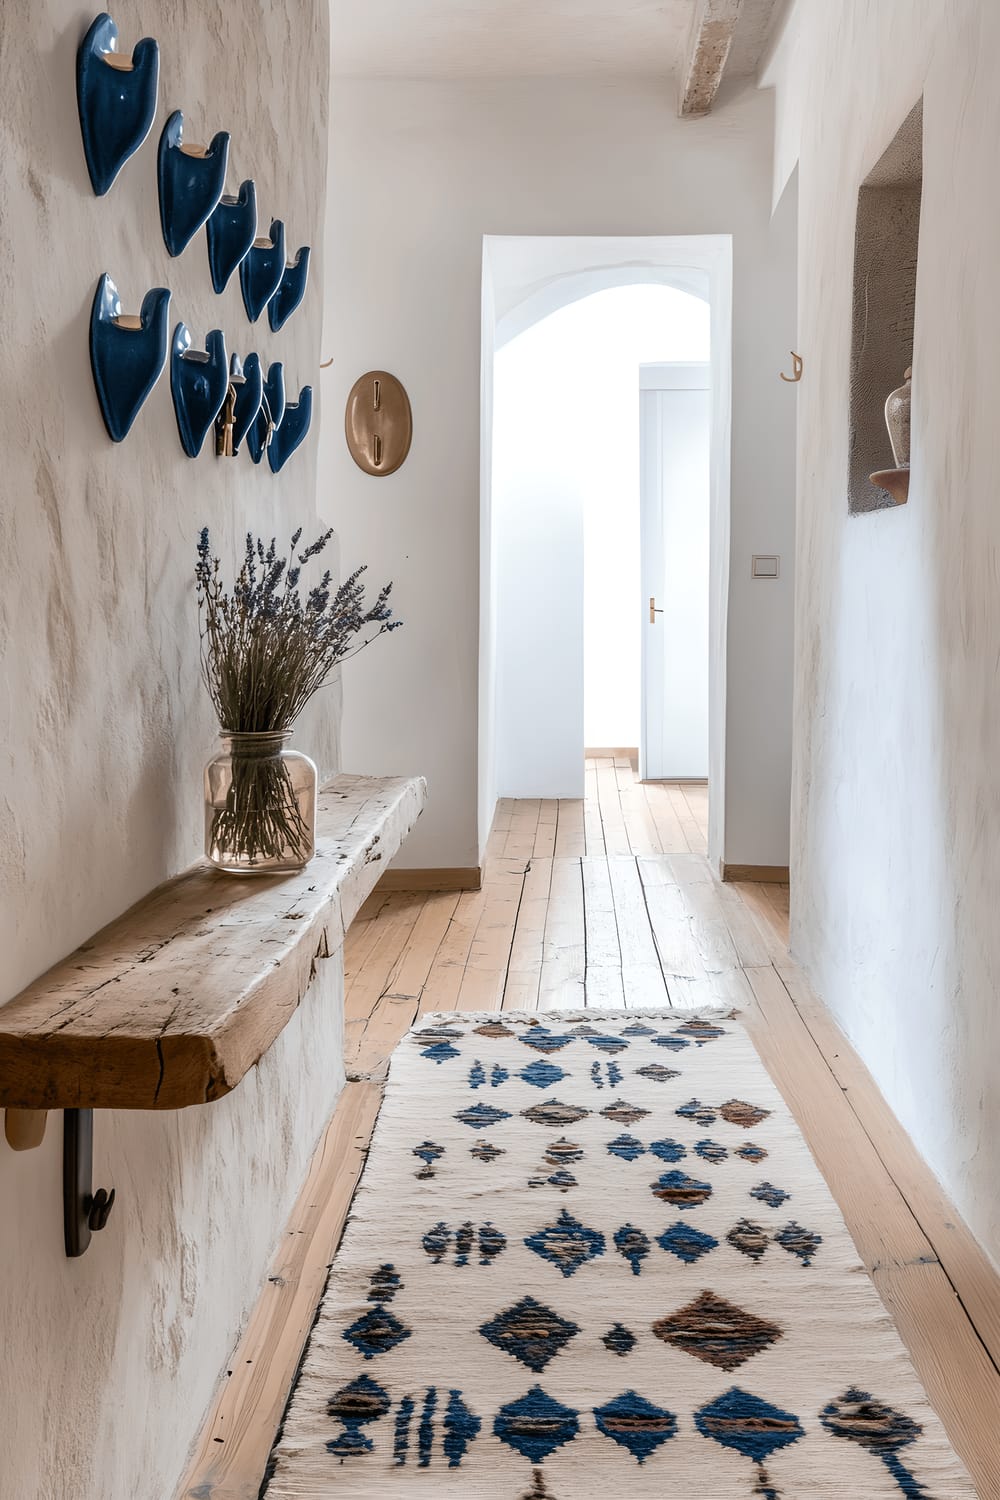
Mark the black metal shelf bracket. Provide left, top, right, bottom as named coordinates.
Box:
left=63, top=1109, right=115, bottom=1257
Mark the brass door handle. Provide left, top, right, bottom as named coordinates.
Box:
left=649, top=596, right=664, bottom=624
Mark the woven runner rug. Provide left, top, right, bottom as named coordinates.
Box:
left=267, top=1008, right=975, bottom=1499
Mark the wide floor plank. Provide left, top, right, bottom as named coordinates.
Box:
left=537, top=857, right=586, bottom=1010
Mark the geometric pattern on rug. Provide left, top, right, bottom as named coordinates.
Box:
left=265, top=1007, right=976, bottom=1498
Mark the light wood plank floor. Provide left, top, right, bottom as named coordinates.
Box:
left=179, top=759, right=1000, bottom=1500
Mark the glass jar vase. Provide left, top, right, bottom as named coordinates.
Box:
left=204, top=731, right=317, bottom=874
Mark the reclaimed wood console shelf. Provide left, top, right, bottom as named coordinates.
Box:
left=0, top=775, right=426, bottom=1112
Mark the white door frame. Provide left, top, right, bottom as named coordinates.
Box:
left=479, top=235, right=733, bottom=869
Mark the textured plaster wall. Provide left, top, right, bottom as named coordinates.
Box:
left=0, top=4, right=340, bottom=1497
left=763, top=0, right=1000, bottom=1265
left=324, top=78, right=796, bottom=871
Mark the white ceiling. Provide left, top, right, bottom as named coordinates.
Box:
left=332, top=0, right=746, bottom=81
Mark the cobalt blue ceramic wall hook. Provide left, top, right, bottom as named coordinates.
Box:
left=228, top=353, right=263, bottom=455
left=158, top=110, right=230, bottom=257
left=247, top=361, right=285, bottom=465
left=267, top=246, right=311, bottom=333
left=268, top=386, right=313, bottom=473
left=206, top=180, right=258, bottom=294
left=240, top=219, right=286, bottom=323
left=89, top=273, right=170, bottom=442
left=170, top=323, right=229, bottom=457
left=77, top=13, right=160, bottom=196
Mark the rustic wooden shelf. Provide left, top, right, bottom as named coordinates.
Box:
left=0, top=774, right=426, bottom=1112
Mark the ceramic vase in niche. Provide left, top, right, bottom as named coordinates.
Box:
left=885, top=367, right=912, bottom=468
left=204, top=731, right=317, bottom=874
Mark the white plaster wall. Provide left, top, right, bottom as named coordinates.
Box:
left=1, top=967, right=345, bottom=1500
left=762, top=0, right=1000, bottom=1264
left=324, top=78, right=797, bottom=870
left=493, top=317, right=585, bottom=798
left=477, top=245, right=499, bottom=862
left=0, top=3, right=341, bottom=1496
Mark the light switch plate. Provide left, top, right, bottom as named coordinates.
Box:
left=752, top=555, right=780, bottom=578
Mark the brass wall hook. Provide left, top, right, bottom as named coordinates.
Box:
left=320, top=356, right=333, bottom=369
left=345, top=370, right=412, bottom=476
left=779, top=351, right=803, bottom=383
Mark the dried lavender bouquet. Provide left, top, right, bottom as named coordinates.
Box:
left=196, top=528, right=401, bottom=866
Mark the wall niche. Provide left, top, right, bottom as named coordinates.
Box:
left=848, top=98, right=922, bottom=513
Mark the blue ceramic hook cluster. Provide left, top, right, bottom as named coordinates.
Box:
left=79, top=11, right=314, bottom=467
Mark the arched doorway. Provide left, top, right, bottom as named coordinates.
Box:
left=479, top=235, right=733, bottom=866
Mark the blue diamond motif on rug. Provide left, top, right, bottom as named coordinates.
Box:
left=652, top=1034, right=690, bottom=1052
left=695, top=1138, right=728, bottom=1163
left=649, top=1137, right=686, bottom=1162
left=614, top=1223, right=651, bottom=1275
left=603, top=1322, right=637, bottom=1355
left=594, top=1391, right=678, bottom=1462
left=695, top=1387, right=804, bottom=1463
left=480, top=1295, right=580, bottom=1371
left=676, top=1098, right=716, bottom=1125
left=412, top=1140, right=444, bottom=1167
left=443, top=1389, right=482, bottom=1468
left=519, top=1060, right=567, bottom=1089
left=522, top=1099, right=590, bottom=1127
left=775, top=1221, right=822, bottom=1265
left=675, top=1018, right=727, bottom=1043
left=607, top=1133, right=645, bottom=1161
left=525, top=1208, right=606, bottom=1276
left=546, top=1170, right=577, bottom=1189
left=494, top=1386, right=580, bottom=1460
left=585, top=1033, right=629, bottom=1053
left=650, top=1169, right=712, bottom=1208
left=657, top=1222, right=719, bottom=1263
left=737, top=1142, right=768, bottom=1162
left=820, top=1387, right=928, bottom=1497
left=750, top=1181, right=791, bottom=1208
left=342, top=1307, right=412, bottom=1360
left=518, top=1029, right=574, bottom=1054
left=454, top=1102, right=512, bottom=1129
left=325, top=1374, right=391, bottom=1456
left=635, top=1063, right=680, bottom=1082
left=470, top=1141, right=505, bottom=1163
left=422, top=1040, right=460, bottom=1062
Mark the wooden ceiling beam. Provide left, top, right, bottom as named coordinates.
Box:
left=679, top=0, right=744, bottom=118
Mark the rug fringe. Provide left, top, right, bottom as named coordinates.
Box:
left=416, top=1003, right=738, bottom=1029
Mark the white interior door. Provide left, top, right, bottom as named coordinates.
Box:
left=640, top=363, right=711, bottom=781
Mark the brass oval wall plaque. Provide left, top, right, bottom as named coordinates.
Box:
left=345, top=370, right=412, bottom=476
